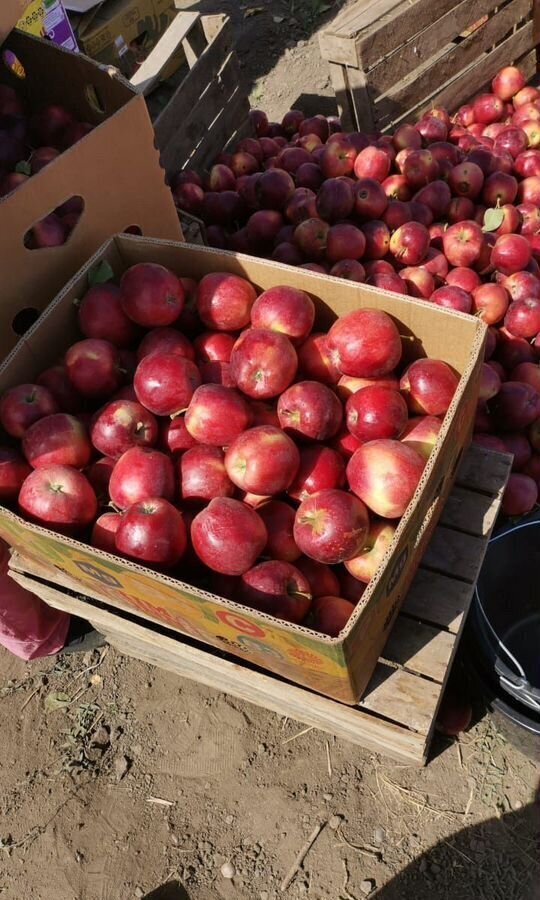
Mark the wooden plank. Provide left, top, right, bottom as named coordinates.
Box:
left=182, top=16, right=208, bottom=68
left=153, top=18, right=234, bottom=175
left=382, top=617, right=455, bottom=682
left=439, top=485, right=501, bottom=537
left=174, top=51, right=240, bottom=157
left=368, top=0, right=503, bottom=95
left=9, top=569, right=427, bottom=763
left=131, top=11, right=200, bottom=96
left=421, top=526, right=487, bottom=583
left=402, top=568, right=471, bottom=633
left=188, top=84, right=250, bottom=172
left=343, top=65, right=377, bottom=133
left=455, top=446, right=513, bottom=494
left=374, top=2, right=532, bottom=127
left=328, top=62, right=356, bottom=132
left=319, top=29, right=359, bottom=68
left=359, top=663, right=439, bottom=733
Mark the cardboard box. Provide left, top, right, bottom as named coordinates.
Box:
left=0, top=236, right=486, bottom=704
left=16, top=0, right=79, bottom=50
left=1, top=0, right=29, bottom=41
left=73, top=0, right=184, bottom=81
left=0, top=28, right=182, bottom=358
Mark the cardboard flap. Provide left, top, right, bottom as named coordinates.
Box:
left=0, top=0, right=28, bottom=43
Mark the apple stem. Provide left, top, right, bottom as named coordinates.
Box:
left=290, top=590, right=312, bottom=601
left=170, top=408, right=188, bottom=419
left=399, top=334, right=415, bottom=342
left=72, top=297, right=81, bottom=308
left=109, top=502, right=122, bottom=513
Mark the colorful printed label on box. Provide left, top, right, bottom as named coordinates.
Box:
left=17, top=0, right=78, bottom=50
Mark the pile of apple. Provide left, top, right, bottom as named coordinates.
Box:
left=0, top=262, right=460, bottom=635
left=0, top=85, right=93, bottom=245
left=171, top=65, right=540, bottom=516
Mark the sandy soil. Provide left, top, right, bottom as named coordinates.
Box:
left=1, top=2, right=539, bottom=898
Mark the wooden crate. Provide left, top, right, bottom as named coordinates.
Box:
left=8, top=446, right=511, bottom=765
left=319, top=0, right=540, bottom=133
left=135, top=7, right=251, bottom=178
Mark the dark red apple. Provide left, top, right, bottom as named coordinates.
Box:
left=184, top=383, right=252, bottom=446
left=312, top=595, right=356, bottom=636
left=491, top=233, right=531, bottom=275
left=258, top=500, right=301, bottom=562
left=288, top=445, right=346, bottom=501
left=316, top=177, right=354, bottom=222
left=90, top=400, right=158, bottom=459
left=501, top=433, right=532, bottom=471
left=238, top=560, right=311, bottom=623
left=0, top=447, right=31, bottom=501
left=389, top=221, right=430, bottom=265
left=354, top=178, right=388, bottom=218
left=65, top=339, right=121, bottom=398
left=133, top=354, right=201, bottom=417
left=191, top=497, right=267, bottom=575
left=136, top=328, right=195, bottom=362
left=346, top=386, right=408, bottom=442
left=293, top=488, right=369, bottom=564
left=159, top=417, right=197, bottom=456
left=326, top=223, right=366, bottom=262
left=297, top=333, right=341, bottom=385
left=225, top=425, right=300, bottom=495
left=230, top=328, right=298, bottom=399
left=347, top=439, right=425, bottom=518
left=85, top=455, right=115, bottom=500
left=197, top=272, right=257, bottom=332
left=489, top=381, right=540, bottom=431
left=501, top=473, right=538, bottom=516
left=293, top=217, right=330, bottom=260
left=77, top=283, right=137, bottom=349
left=277, top=381, right=342, bottom=441
left=0, top=384, right=58, bottom=438
left=22, top=413, right=91, bottom=469
left=354, top=146, right=391, bottom=182
left=505, top=298, right=540, bottom=338
left=120, top=263, right=184, bottom=327
left=327, top=309, right=402, bottom=378
left=472, top=282, right=510, bottom=324
left=116, top=498, right=186, bottom=567
left=330, top=259, right=366, bottom=281
left=109, top=447, right=175, bottom=509
left=251, top=286, right=315, bottom=345
left=448, top=162, right=484, bottom=198
left=360, top=220, right=390, bottom=259
left=400, top=359, right=459, bottom=416
left=431, top=285, right=472, bottom=313
left=179, top=445, right=234, bottom=501
left=18, top=464, right=97, bottom=532
left=91, top=512, right=121, bottom=553
left=442, top=221, right=484, bottom=267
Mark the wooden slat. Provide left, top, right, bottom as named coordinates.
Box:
left=421, top=526, right=487, bottom=583
left=374, top=2, right=532, bottom=127
left=8, top=569, right=427, bottom=763
left=439, top=485, right=502, bottom=537
left=355, top=0, right=463, bottom=69
left=382, top=618, right=455, bottom=682
left=328, top=62, right=356, bottom=132
left=455, top=446, right=513, bottom=494
left=402, top=568, right=471, bottom=633
left=368, top=0, right=503, bottom=94
left=154, top=17, right=234, bottom=177
left=131, top=12, right=200, bottom=96
left=188, top=84, right=250, bottom=172
left=182, top=16, right=208, bottom=68
left=342, top=65, right=378, bottom=133
left=359, top=663, right=439, bottom=733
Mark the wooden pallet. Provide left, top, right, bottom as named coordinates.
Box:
left=319, top=0, right=540, bottom=132
left=139, top=7, right=251, bottom=178
left=8, top=446, right=511, bottom=766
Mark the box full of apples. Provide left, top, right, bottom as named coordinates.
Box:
left=0, top=235, right=485, bottom=702
left=171, top=65, right=540, bottom=518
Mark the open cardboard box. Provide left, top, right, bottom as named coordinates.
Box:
left=0, top=24, right=182, bottom=358
left=0, top=236, right=486, bottom=703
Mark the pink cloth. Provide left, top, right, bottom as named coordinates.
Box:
left=0, top=540, right=70, bottom=660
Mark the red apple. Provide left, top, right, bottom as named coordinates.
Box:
left=354, top=178, right=389, bottom=218
left=399, top=266, right=434, bottom=299
left=78, top=283, right=137, bottom=348
left=413, top=181, right=451, bottom=218
left=389, top=221, right=430, bottom=265
left=346, top=385, right=408, bottom=443
left=23, top=413, right=91, bottom=469
left=18, top=465, right=97, bottom=532
left=277, top=381, right=342, bottom=441
left=402, top=149, right=439, bottom=188
left=230, top=151, right=259, bottom=177
left=501, top=473, right=538, bottom=516
left=279, top=147, right=313, bottom=173
left=354, top=146, right=391, bottom=182
left=496, top=327, right=537, bottom=369
left=251, top=286, right=315, bottom=345
left=492, top=66, right=526, bottom=101
left=510, top=362, right=540, bottom=393
left=159, top=417, right=197, bottom=455
left=258, top=500, right=301, bottom=562
left=109, top=447, right=175, bottom=509
left=225, top=425, right=299, bottom=495
left=416, top=116, right=447, bottom=143
left=116, top=498, right=186, bottom=566
left=326, top=223, right=366, bottom=262
left=517, top=175, right=540, bottom=205
left=133, top=353, right=201, bottom=417
left=316, top=177, right=354, bottom=222
left=191, top=497, right=267, bottom=575
left=501, top=432, right=532, bottom=471
left=383, top=200, right=413, bottom=230
left=90, top=400, right=158, bottom=459
left=347, top=439, right=425, bottom=518
left=120, top=263, right=184, bottom=327
left=489, top=381, right=540, bottom=431
left=530, top=417, right=540, bottom=451
left=173, top=182, right=204, bottom=215
left=327, top=309, right=402, bottom=378
left=297, top=333, right=341, bottom=385
left=393, top=123, right=422, bottom=151
left=431, top=285, right=472, bottom=313
left=179, top=445, right=234, bottom=501
left=91, top=512, right=121, bottom=553
left=472, top=433, right=507, bottom=452
left=85, top=456, right=115, bottom=500
left=238, top=560, right=311, bottom=623
left=285, top=188, right=318, bottom=224
left=196, top=272, right=257, bottom=331
left=345, top=518, right=396, bottom=583
left=193, top=331, right=235, bottom=364
left=400, top=415, right=442, bottom=460
left=312, top=595, right=355, bottom=636
left=400, top=359, right=459, bottom=416
left=294, top=488, right=369, bottom=564
left=288, top=445, right=346, bottom=501
left=504, top=298, right=540, bottom=338
left=293, top=217, right=330, bottom=260
left=473, top=93, right=504, bottom=124
left=516, top=202, right=540, bottom=235
left=294, top=557, right=340, bottom=598
left=472, top=282, right=510, bottom=324
left=230, top=328, right=298, bottom=399
left=295, top=162, right=324, bottom=190
left=206, top=163, right=236, bottom=192
left=0, top=447, right=31, bottom=501
left=330, top=259, right=366, bottom=282
left=382, top=174, right=411, bottom=201
left=250, top=109, right=269, bottom=135
left=65, top=339, right=121, bottom=398
left=442, top=221, right=484, bottom=267
left=184, top=383, right=252, bottom=446
left=136, top=328, right=195, bottom=363
left=0, top=384, right=58, bottom=439
left=36, top=366, right=83, bottom=415
left=494, top=127, right=528, bottom=159
left=523, top=452, right=540, bottom=487
left=360, top=220, right=390, bottom=258
left=446, top=268, right=481, bottom=294
left=491, top=233, right=531, bottom=275
left=320, top=137, right=356, bottom=177
left=479, top=363, right=502, bottom=401
left=272, top=242, right=304, bottom=266
left=448, top=196, right=476, bottom=223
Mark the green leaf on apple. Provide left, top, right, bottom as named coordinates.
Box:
left=482, top=207, right=505, bottom=233
left=88, top=261, right=115, bottom=287
left=15, top=160, right=31, bottom=175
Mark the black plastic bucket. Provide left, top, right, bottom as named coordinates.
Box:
left=463, top=510, right=540, bottom=756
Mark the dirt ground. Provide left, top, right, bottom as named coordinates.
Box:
left=1, top=2, right=539, bottom=898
